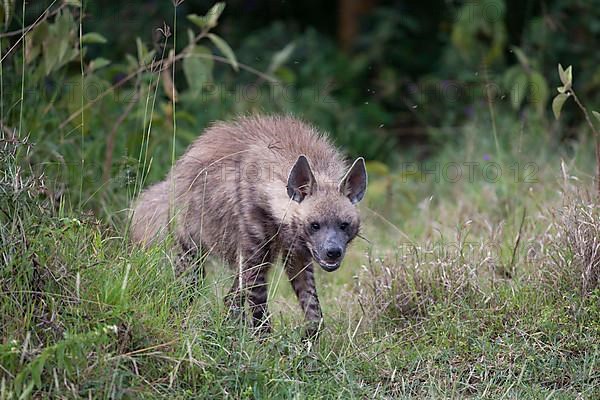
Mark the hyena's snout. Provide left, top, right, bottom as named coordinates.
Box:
left=312, top=232, right=348, bottom=272
left=326, top=246, right=343, bottom=262
left=323, top=239, right=344, bottom=265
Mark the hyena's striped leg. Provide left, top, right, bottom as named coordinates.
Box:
left=224, top=272, right=245, bottom=321
left=224, top=251, right=272, bottom=334
left=245, top=262, right=272, bottom=334
left=286, top=257, right=323, bottom=339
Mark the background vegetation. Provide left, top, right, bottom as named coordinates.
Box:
left=0, top=0, right=599, bottom=398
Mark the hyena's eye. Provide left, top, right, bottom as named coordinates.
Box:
left=339, top=222, right=349, bottom=231
left=310, top=222, right=321, bottom=231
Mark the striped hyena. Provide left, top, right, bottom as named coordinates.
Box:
left=131, top=115, right=367, bottom=337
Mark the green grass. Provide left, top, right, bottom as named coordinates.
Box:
left=1, top=127, right=599, bottom=398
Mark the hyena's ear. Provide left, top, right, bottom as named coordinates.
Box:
left=339, top=157, right=367, bottom=205
left=287, top=155, right=316, bottom=203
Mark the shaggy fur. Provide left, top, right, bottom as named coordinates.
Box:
left=131, top=115, right=366, bottom=336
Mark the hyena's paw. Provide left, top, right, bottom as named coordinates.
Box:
left=302, top=319, right=323, bottom=342
left=253, top=319, right=272, bottom=338
left=224, top=297, right=246, bottom=325
left=175, top=249, right=204, bottom=277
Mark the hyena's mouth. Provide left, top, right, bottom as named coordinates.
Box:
left=306, top=244, right=342, bottom=272
left=317, top=260, right=341, bottom=272
left=310, top=251, right=342, bottom=272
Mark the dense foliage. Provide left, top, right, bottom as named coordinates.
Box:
left=0, top=0, right=598, bottom=219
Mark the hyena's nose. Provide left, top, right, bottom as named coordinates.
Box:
left=326, top=247, right=342, bottom=260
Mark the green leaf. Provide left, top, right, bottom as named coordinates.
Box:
left=136, top=37, right=146, bottom=63
left=511, top=72, right=528, bottom=109
left=31, top=353, right=49, bottom=388
left=206, top=2, right=226, bottom=28
left=511, top=46, right=529, bottom=68
left=187, top=14, right=208, bottom=29
left=274, top=66, right=296, bottom=84
left=592, top=111, right=600, bottom=125
left=18, top=382, right=34, bottom=400
left=89, top=57, right=111, bottom=71
left=0, top=0, right=15, bottom=29
left=552, top=93, right=570, bottom=120
left=558, top=64, right=566, bottom=83
left=81, top=32, right=107, bottom=44
left=529, top=71, right=549, bottom=114
left=187, top=28, right=195, bottom=45
left=187, top=4, right=225, bottom=30
left=43, top=36, right=61, bottom=75
left=25, top=20, right=48, bottom=64
left=65, top=0, right=82, bottom=6
left=558, top=64, right=572, bottom=90
left=183, top=45, right=214, bottom=94
left=268, top=42, right=295, bottom=73
left=58, top=9, right=74, bottom=43
left=208, top=33, right=238, bottom=71
left=47, top=8, right=75, bottom=71
left=125, top=54, right=138, bottom=71
left=136, top=37, right=155, bottom=66
left=56, top=344, right=65, bottom=368
left=502, top=65, right=521, bottom=88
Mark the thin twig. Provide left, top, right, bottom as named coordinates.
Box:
left=571, top=92, right=600, bottom=137
left=107, top=339, right=178, bottom=360
left=570, top=91, right=600, bottom=198
left=483, top=64, right=500, bottom=156
left=0, top=2, right=66, bottom=38
left=102, top=80, right=141, bottom=184
left=0, top=0, right=60, bottom=63
left=364, top=206, right=414, bottom=243
left=508, top=207, right=527, bottom=277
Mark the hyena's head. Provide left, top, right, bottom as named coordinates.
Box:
left=287, top=155, right=367, bottom=272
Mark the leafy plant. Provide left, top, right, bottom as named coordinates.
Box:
left=10, top=326, right=117, bottom=396
left=0, top=1, right=256, bottom=220
left=450, top=0, right=507, bottom=65
left=502, top=46, right=549, bottom=116
left=552, top=64, right=600, bottom=197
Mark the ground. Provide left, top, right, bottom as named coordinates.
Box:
left=2, top=129, right=599, bottom=398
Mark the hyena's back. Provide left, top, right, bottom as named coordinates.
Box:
left=130, top=115, right=345, bottom=261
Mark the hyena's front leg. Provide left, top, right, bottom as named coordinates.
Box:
left=286, top=256, right=323, bottom=339
left=245, top=262, right=272, bottom=335
left=224, top=272, right=245, bottom=321
left=224, top=250, right=273, bottom=335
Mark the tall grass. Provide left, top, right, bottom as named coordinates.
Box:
left=4, top=108, right=598, bottom=397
